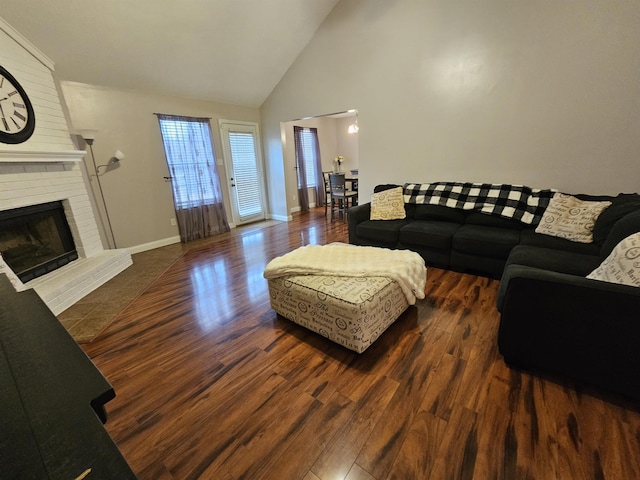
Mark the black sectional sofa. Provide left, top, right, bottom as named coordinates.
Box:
left=348, top=183, right=640, bottom=401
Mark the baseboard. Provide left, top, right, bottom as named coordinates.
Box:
left=269, top=213, right=292, bottom=222
left=128, top=235, right=181, bottom=254
left=289, top=202, right=316, bottom=214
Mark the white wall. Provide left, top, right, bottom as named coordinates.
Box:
left=336, top=116, right=359, bottom=173
left=261, top=0, right=640, bottom=216
left=60, top=81, right=261, bottom=250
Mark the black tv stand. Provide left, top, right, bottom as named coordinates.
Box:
left=0, top=274, right=137, bottom=479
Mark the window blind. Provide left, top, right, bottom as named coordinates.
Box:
left=228, top=131, right=262, bottom=217
left=297, top=128, right=317, bottom=188
left=157, top=116, right=218, bottom=209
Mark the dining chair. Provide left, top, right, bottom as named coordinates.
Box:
left=329, top=173, right=358, bottom=221
left=322, top=171, right=332, bottom=216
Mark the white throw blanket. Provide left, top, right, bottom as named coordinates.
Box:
left=263, top=244, right=427, bottom=304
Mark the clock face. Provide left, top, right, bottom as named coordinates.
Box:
left=0, top=66, right=35, bottom=144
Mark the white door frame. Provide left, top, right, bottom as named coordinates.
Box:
left=219, top=120, right=267, bottom=226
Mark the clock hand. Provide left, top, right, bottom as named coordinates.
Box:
left=0, top=102, right=8, bottom=131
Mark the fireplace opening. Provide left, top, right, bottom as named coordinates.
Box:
left=0, top=201, right=78, bottom=283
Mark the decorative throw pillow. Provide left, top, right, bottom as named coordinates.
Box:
left=0, top=253, right=26, bottom=292
left=370, top=186, right=406, bottom=220
left=534, top=193, right=611, bottom=243
left=587, top=232, right=640, bottom=287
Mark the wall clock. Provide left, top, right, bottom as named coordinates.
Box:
left=0, top=65, right=35, bottom=144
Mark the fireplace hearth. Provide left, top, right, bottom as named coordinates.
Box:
left=0, top=201, right=78, bottom=282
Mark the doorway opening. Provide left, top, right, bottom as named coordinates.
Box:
left=281, top=110, right=359, bottom=215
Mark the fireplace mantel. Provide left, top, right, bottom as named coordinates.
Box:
left=0, top=150, right=85, bottom=163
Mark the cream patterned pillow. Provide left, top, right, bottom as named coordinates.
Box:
left=535, top=193, right=611, bottom=243
left=370, top=187, right=406, bottom=220
left=587, top=232, right=640, bottom=287
left=0, top=253, right=26, bottom=291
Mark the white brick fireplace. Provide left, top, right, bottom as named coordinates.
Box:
left=0, top=19, right=132, bottom=315
left=0, top=152, right=132, bottom=315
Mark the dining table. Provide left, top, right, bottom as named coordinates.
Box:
left=346, top=176, right=358, bottom=192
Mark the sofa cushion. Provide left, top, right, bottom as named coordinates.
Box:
left=370, top=186, right=406, bottom=220
left=413, top=204, right=466, bottom=223
left=600, top=210, right=640, bottom=260
left=453, top=224, right=520, bottom=258
left=588, top=232, right=640, bottom=287
left=506, top=245, right=600, bottom=277
left=450, top=251, right=506, bottom=278
left=592, top=194, right=640, bottom=245
left=520, top=229, right=601, bottom=255
left=573, top=193, right=617, bottom=202
left=399, top=220, right=460, bottom=249
left=465, top=212, right=526, bottom=230
left=356, top=219, right=412, bottom=245
left=374, top=184, right=402, bottom=193
left=534, top=193, right=611, bottom=243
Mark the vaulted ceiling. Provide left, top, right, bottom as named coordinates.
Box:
left=0, top=0, right=339, bottom=107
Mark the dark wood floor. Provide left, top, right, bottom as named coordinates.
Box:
left=83, top=208, right=640, bottom=480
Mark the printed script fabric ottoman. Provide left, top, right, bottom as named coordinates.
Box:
left=267, top=274, right=409, bottom=353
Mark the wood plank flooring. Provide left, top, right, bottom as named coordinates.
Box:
left=82, top=208, right=640, bottom=480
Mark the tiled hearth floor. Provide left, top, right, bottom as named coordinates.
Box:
left=57, top=220, right=279, bottom=342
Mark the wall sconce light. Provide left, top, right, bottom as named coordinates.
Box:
left=348, top=114, right=359, bottom=134
left=96, top=149, right=126, bottom=174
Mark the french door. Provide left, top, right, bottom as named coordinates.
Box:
left=219, top=121, right=266, bottom=225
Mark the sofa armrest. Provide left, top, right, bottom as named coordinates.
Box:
left=497, top=264, right=640, bottom=312
left=497, top=264, right=640, bottom=401
left=347, top=202, right=371, bottom=244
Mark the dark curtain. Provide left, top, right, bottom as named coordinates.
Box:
left=311, top=129, right=325, bottom=208
left=293, top=126, right=325, bottom=210
left=157, top=114, right=230, bottom=242
left=293, top=126, right=310, bottom=210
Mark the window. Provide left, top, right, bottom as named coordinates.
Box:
left=157, top=115, right=220, bottom=209
left=296, top=127, right=317, bottom=188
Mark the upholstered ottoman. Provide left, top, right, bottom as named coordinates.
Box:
left=263, top=243, right=427, bottom=353
left=267, top=274, right=409, bottom=353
